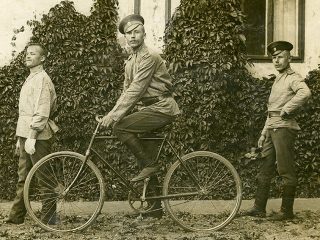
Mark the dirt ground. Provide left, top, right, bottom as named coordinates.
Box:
left=0, top=199, right=319, bottom=240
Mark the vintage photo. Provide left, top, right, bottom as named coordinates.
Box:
left=0, top=0, right=319, bottom=239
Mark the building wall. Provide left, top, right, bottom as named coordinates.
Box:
left=247, top=0, right=320, bottom=79
left=1, top=0, right=319, bottom=77
left=0, top=0, right=92, bottom=66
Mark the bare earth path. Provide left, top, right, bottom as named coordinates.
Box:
left=0, top=198, right=319, bottom=240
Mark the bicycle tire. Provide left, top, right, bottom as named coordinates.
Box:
left=23, top=151, right=105, bottom=232
left=163, top=151, right=242, bottom=232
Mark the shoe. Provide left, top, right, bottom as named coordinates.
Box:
left=143, top=209, right=163, bottom=219
left=269, top=211, right=294, bottom=221
left=241, top=206, right=266, bottom=217
left=4, top=218, right=24, bottom=224
left=131, top=167, right=159, bottom=182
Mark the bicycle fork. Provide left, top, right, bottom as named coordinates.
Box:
left=62, top=123, right=101, bottom=197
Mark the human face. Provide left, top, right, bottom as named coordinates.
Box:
left=124, top=25, right=145, bottom=50
left=25, top=45, right=45, bottom=68
left=272, top=50, right=291, bottom=73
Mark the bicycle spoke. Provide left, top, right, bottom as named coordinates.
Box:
left=24, top=152, right=105, bottom=232
left=163, top=151, right=242, bottom=232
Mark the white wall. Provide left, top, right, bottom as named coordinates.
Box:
left=247, top=0, right=320, bottom=78
left=1, top=0, right=319, bottom=76
left=0, top=0, right=93, bottom=67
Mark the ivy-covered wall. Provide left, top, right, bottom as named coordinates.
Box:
left=0, top=0, right=125, bottom=199
left=163, top=0, right=320, bottom=198
left=0, top=0, right=319, bottom=200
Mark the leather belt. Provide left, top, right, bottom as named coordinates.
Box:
left=140, top=96, right=161, bottom=106
left=268, top=111, right=281, bottom=117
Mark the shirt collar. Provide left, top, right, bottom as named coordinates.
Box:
left=276, top=67, right=293, bottom=80
left=285, top=67, right=295, bottom=75
left=29, top=65, right=44, bottom=75
left=131, top=43, right=147, bottom=54
left=279, top=66, right=294, bottom=76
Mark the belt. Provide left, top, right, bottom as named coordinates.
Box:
left=140, top=91, right=173, bottom=106
left=140, top=96, right=162, bottom=106
left=268, top=111, right=281, bottom=117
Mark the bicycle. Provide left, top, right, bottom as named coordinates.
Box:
left=23, top=116, right=242, bottom=233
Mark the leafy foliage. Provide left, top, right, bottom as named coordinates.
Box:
left=164, top=0, right=319, bottom=198
left=0, top=0, right=319, bottom=201
left=164, top=0, right=263, bottom=160
left=0, top=0, right=124, bottom=199
left=295, top=67, right=320, bottom=197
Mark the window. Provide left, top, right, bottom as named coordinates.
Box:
left=242, top=0, right=305, bottom=61
left=117, top=0, right=181, bottom=52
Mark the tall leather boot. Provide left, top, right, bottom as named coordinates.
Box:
left=242, top=183, right=270, bottom=217
left=270, top=185, right=295, bottom=221
left=143, top=175, right=163, bottom=219
left=123, top=137, right=159, bottom=182
left=124, top=137, right=149, bottom=168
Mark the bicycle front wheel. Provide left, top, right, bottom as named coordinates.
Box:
left=163, top=151, right=242, bottom=232
left=24, top=151, right=105, bottom=232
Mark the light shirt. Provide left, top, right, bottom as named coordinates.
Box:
left=16, top=66, right=58, bottom=140
left=109, top=44, right=180, bottom=122
left=261, top=67, right=311, bottom=135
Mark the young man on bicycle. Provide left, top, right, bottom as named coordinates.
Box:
left=101, top=14, right=180, bottom=218
left=6, top=43, right=59, bottom=225
left=243, top=41, right=311, bottom=221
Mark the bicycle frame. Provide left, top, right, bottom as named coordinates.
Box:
left=66, top=122, right=202, bottom=201
left=24, top=120, right=243, bottom=232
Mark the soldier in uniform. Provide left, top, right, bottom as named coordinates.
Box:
left=101, top=14, right=180, bottom=218
left=6, top=43, right=59, bottom=224
left=243, top=41, right=311, bottom=220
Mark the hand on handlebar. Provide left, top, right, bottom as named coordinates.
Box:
left=97, top=114, right=115, bottom=128
left=95, top=115, right=104, bottom=123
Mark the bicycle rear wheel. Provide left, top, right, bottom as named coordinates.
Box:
left=24, top=151, right=105, bottom=232
left=163, top=151, right=242, bottom=232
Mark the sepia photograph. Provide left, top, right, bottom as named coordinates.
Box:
left=0, top=0, right=319, bottom=239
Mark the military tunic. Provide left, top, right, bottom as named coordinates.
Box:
left=109, top=43, right=180, bottom=123
left=111, top=43, right=180, bottom=167
left=261, top=68, right=311, bottom=135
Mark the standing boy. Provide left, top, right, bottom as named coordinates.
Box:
left=6, top=43, right=59, bottom=224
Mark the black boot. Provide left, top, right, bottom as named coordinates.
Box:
left=242, top=183, right=270, bottom=217
left=124, top=137, right=159, bottom=182
left=123, top=137, right=150, bottom=168
left=143, top=176, right=163, bottom=219
left=270, top=185, right=295, bottom=221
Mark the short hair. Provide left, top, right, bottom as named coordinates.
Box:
left=283, top=50, right=291, bottom=57
left=27, top=42, right=48, bottom=57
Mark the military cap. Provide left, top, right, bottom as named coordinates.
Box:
left=267, top=41, right=293, bottom=56
left=119, top=14, right=144, bottom=34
